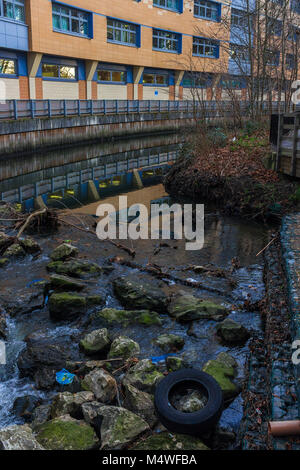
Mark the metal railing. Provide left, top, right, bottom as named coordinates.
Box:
left=0, top=99, right=288, bottom=121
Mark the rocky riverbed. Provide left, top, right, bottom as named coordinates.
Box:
left=0, top=188, right=270, bottom=450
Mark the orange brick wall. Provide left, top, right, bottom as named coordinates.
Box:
left=127, top=83, right=134, bottom=100
left=91, top=81, right=98, bottom=100
left=35, top=78, right=43, bottom=99
left=79, top=80, right=87, bottom=100
left=19, top=76, right=29, bottom=99
left=138, top=84, right=143, bottom=101
left=169, top=85, right=175, bottom=101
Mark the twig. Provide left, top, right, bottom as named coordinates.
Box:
left=17, top=209, right=47, bottom=238
left=256, top=237, right=277, bottom=257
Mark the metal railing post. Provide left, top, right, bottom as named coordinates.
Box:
left=64, top=100, right=67, bottom=117
left=48, top=100, right=52, bottom=118
left=13, top=100, right=18, bottom=120
left=78, top=100, right=81, bottom=116
left=103, top=100, right=106, bottom=115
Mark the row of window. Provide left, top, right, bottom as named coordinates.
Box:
left=0, top=0, right=24, bottom=22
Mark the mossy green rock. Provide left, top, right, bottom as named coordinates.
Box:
left=37, top=416, right=99, bottom=450
left=19, top=237, right=41, bottom=254
left=47, top=260, right=102, bottom=278
left=80, top=328, right=110, bottom=355
left=123, top=383, right=157, bottom=427
left=87, top=295, right=104, bottom=307
left=108, top=336, right=140, bottom=360
left=123, top=359, right=164, bottom=393
left=97, top=308, right=161, bottom=326
left=133, top=432, right=210, bottom=450
left=96, top=406, right=149, bottom=450
left=50, top=274, right=85, bottom=292
left=50, top=391, right=95, bottom=419
left=0, top=258, right=8, bottom=268
left=168, top=293, right=229, bottom=322
left=113, top=277, right=168, bottom=313
left=166, top=356, right=185, bottom=372
left=154, top=334, right=184, bottom=352
left=203, top=359, right=240, bottom=401
left=216, top=318, right=250, bottom=344
left=4, top=243, right=26, bottom=259
left=48, top=292, right=86, bottom=320
left=50, top=243, right=78, bottom=261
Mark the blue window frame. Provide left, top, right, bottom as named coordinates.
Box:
left=42, top=63, right=77, bottom=81
left=153, top=0, right=182, bottom=13
left=182, top=72, right=212, bottom=88
left=266, top=50, right=280, bottom=66
left=97, top=68, right=127, bottom=84
left=219, top=75, right=246, bottom=89
left=143, top=71, right=169, bottom=86
left=0, top=57, right=17, bottom=76
left=286, top=53, right=296, bottom=69
left=267, top=17, right=282, bottom=36
left=194, top=0, right=221, bottom=22
left=193, top=36, right=219, bottom=58
left=52, top=2, right=92, bottom=38
left=0, top=0, right=25, bottom=22
left=153, top=28, right=181, bottom=53
left=107, top=18, right=139, bottom=46
left=230, top=44, right=250, bottom=62
left=231, top=8, right=248, bottom=28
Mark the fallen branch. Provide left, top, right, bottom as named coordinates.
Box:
left=17, top=209, right=47, bottom=238
left=256, top=237, right=277, bottom=257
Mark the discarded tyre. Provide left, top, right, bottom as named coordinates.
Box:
left=154, top=368, right=223, bottom=436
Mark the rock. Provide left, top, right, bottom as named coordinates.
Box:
left=80, top=329, right=110, bottom=356
left=0, top=258, right=8, bottom=268
left=215, top=351, right=238, bottom=369
left=132, top=432, right=209, bottom=450
left=81, top=401, right=105, bottom=425
left=19, top=237, right=41, bottom=254
left=81, top=368, right=117, bottom=403
left=154, top=334, right=184, bottom=353
left=48, top=293, right=86, bottom=320
left=123, top=383, right=157, bottom=427
left=31, top=404, right=51, bottom=431
left=4, top=243, right=26, bottom=259
left=50, top=392, right=95, bottom=419
left=123, top=359, right=164, bottom=393
left=0, top=424, right=45, bottom=450
left=87, top=295, right=104, bottom=307
left=50, top=243, right=78, bottom=261
left=50, top=274, right=85, bottom=292
left=95, top=406, right=149, bottom=450
left=203, top=358, right=240, bottom=401
left=113, top=277, right=168, bottom=313
left=37, top=415, right=99, bottom=450
left=47, top=260, right=102, bottom=278
left=0, top=232, right=10, bottom=252
left=97, top=308, right=161, bottom=326
left=216, top=318, right=250, bottom=344
left=172, top=390, right=207, bottom=413
left=12, top=395, right=40, bottom=423
left=108, top=336, right=140, bottom=360
left=166, top=356, right=185, bottom=372
left=168, top=292, right=229, bottom=322
left=0, top=312, right=7, bottom=339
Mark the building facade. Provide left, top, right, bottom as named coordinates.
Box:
left=0, top=0, right=297, bottom=101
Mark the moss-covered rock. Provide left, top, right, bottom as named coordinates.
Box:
left=86, top=295, right=104, bottom=307
left=0, top=258, right=9, bottom=268
left=108, top=336, right=140, bottom=360
left=50, top=391, right=95, bottom=419
left=216, top=318, right=250, bottom=344
left=123, top=383, right=157, bottom=427
left=123, top=359, right=164, bottom=393
left=81, top=368, right=117, bottom=403
left=48, top=292, right=86, bottom=320
left=132, top=432, right=210, bottom=450
left=113, top=277, right=168, bottom=313
left=50, top=274, right=85, bottom=292
left=47, top=260, right=102, bottom=278
left=168, top=292, right=229, bottom=322
left=96, top=406, right=149, bottom=450
left=4, top=243, right=26, bottom=259
left=97, top=308, right=161, bottom=326
left=36, top=415, right=99, bottom=450
left=80, top=329, right=110, bottom=355
left=166, top=356, right=185, bottom=372
left=50, top=243, right=78, bottom=262
left=203, top=359, right=240, bottom=401
left=19, top=237, right=41, bottom=254
left=0, top=232, right=10, bottom=251
left=154, top=334, right=184, bottom=353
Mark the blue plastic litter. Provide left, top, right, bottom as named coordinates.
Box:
left=26, top=279, right=45, bottom=288
left=151, top=353, right=177, bottom=364
left=56, top=369, right=75, bottom=385
left=44, top=295, right=49, bottom=306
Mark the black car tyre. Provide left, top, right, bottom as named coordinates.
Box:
left=154, top=368, right=223, bottom=435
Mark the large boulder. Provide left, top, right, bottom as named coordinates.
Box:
left=12, top=395, right=40, bottom=423
left=31, top=404, right=51, bottom=431
left=132, top=432, right=209, bottom=450
left=47, top=260, right=102, bottom=279
left=49, top=274, right=85, bottom=292
left=50, top=391, right=95, bottom=419
left=108, top=336, right=140, bottom=360
left=123, top=359, right=164, bottom=393
left=19, top=237, right=41, bottom=255
left=216, top=319, right=250, bottom=344
left=123, top=383, right=157, bottom=427
left=113, top=277, right=168, bottom=313
left=4, top=243, right=26, bottom=259
left=80, top=329, right=110, bottom=356
left=36, top=415, right=99, bottom=450
left=81, top=401, right=105, bottom=425
left=154, top=334, right=184, bottom=353
left=168, top=292, right=229, bottom=322
left=50, top=243, right=78, bottom=262
left=203, top=352, right=240, bottom=401
left=48, top=293, right=86, bottom=320
left=0, top=424, right=44, bottom=450
left=81, top=368, right=117, bottom=403
left=96, top=406, right=149, bottom=450
left=96, top=308, right=162, bottom=326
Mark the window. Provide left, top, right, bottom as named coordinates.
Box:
left=193, top=36, right=219, bottom=58
left=265, top=50, right=280, bottom=66
left=153, top=29, right=181, bottom=53
left=182, top=72, right=211, bottom=87
left=267, top=17, right=282, bottom=36
left=98, top=69, right=127, bottom=83
left=153, top=0, right=181, bottom=12
left=107, top=18, right=138, bottom=46
left=42, top=63, right=77, bottom=80
left=143, top=72, right=168, bottom=85
left=0, top=58, right=16, bottom=75
left=52, top=3, right=90, bottom=37
left=230, top=44, right=250, bottom=62
left=219, top=76, right=245, bottom=89
left=0, top=0, right=25, bottom=22
left=231, top=8, right=248, bottom=28
left=286, top=54, right=296, bottom=69
left=194, top=0, right=220, bottom=21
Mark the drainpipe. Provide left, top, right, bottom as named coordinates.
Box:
left=268, top=420, right=300, bottom=436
